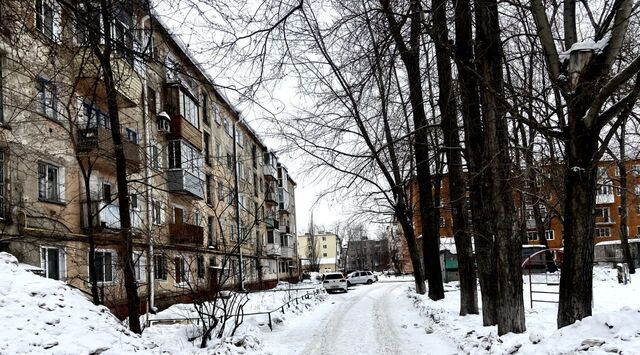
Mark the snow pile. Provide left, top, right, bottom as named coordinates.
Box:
left=0, top=252, right=153, bottom=354
left=143, top=284, right=327, bottom=354
left=406, top=265, right=640, bottom=354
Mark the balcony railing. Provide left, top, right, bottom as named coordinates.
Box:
left=169, top=114, right=203, bottom=151
left=279, top=225, right=291, bottom=234
left=280, top=246, right=294, bottom=258
left=75, top=54, right=143, bottom=108
left=596, top=216, right=614, bottom=224
left=265, top=243, right=281, bottom=256
left=596, top=193, right=615, bottom=205
left=169, top=222, right=204, bottom=245
left=264, top=164, right=277, bottom=179
left=265, top=217, right=279, bottom=229
left=85, top=202, right=143, bottom=231
left=77, top=127, right=141, bottom=172
left=167, top=169, right=204, bottom=199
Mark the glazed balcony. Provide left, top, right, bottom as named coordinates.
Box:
left=169, top=114, right=203, bottom=151
left=265, top=243, right=281, bottom=257
left=169, top=222, right=204, bottom=245
left=74, top=55, right=143, bottom=108
left=167, top=169, right=205, bottom=199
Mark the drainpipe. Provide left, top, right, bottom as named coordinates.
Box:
left=232, top=121, right=244, bottom=290
left=139, top=13, right=155, bottom=314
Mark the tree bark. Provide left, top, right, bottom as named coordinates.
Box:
left=474, top=0, right=525, bottom=335
left=453, top=0, right=498, bottom=325
left=433, top=0, right=478, bottom=315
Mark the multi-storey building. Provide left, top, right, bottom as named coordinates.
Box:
left=345, top=238, right=389, bottom=272
left=297, top=231, right=340, bottom=272
left=395, top=160, right=640, bottom=272
left=0, top=1, right=297, bottom=317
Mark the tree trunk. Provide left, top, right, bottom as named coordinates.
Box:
left=97, top=0, right=141, bottom=333
left=475, top=0, right=525, bottom=335
left=618, top=122, right=635, bottom=273
left=398, top=209, right=427, bottom=294
left=453, top=0, right=498, bottom=325
left=83, top=174, right=101, bottom=305
left=433, top=0, right=477, bottom=315
left=558, top=118, right=597, bottom=328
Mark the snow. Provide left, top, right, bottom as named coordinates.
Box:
left=406, top=265, right=640, bottom=354
left=0, top=252, right=153, bottom=354
left=595, top=238, right=640, bottom=246
left=559, top=32, right=611, bottom=61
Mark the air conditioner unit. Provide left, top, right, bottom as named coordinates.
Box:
left=157, top=112, right=171, bottom=133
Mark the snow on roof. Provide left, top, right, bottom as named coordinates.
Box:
left=559, top=32, right=611, bottom=61
left=596, top=238, right=640, bottom=246
left=0, top=252, right=153, bottom=353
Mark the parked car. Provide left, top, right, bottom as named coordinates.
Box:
left=322, top=272, right=348, bottom=293
left=347, top=271, right=378, bottom=286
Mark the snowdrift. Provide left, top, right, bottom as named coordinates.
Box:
left=0, top=252, right=152, bottom=354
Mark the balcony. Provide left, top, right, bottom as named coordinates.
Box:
left=76, top=127, right=141, bottom=173
left=167, top=169, right=204, bottom=199
left=264, top=164, right=277, bottom=180
left=596, top=193, right=615, bottom=205
left=169, top=115, right=203, bottom=151
left=84, top=202, right=143, bottom=231
left=169, top=222, right=204, bottom=245
left=279, top=225, right=291, bottom=234
left=265, top=243, right=281, bottom=256
left=596, top=216, right=615, bottom=225
left=280, top=246, right=294, bottom=258
left=74, top=54, right=143, bottom=108
left=265, top=217, right=279, bottom=230
left=265, top=190, right=278, bottom=205
left=279, top=201, right=290, bottom=214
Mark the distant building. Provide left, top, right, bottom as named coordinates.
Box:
left=346, top=238, right=389, bottom=272
left=297, top=231, right=339, bottom=272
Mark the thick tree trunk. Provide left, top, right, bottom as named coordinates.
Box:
left=453, top=0, right=498, bottom=325
left=475, top=0, right=525, bottom=335
left=433, top=0, right=477, bottom=315
left=558, top=118, right=597, bottom=328
left=398, top=211, right=427, bottom=294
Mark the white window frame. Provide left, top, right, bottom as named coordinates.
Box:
left=41, top=246, right=66, bottom=281
left=94, top=249, right=117, bottom=284
left=181, top=92, right=199, bottom=128
left=36, top=76, right=57, bottom=120
left=174, top=256, right=190, bottom=286
left=38, top=161, right=64, bottom=203
left=545, top=230, right=554, bottom=241
left=134, top=252, right=147, bottom=283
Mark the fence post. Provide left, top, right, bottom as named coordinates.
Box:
left=268, top=312, right=273, bottom=331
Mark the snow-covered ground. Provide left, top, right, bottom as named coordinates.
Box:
left=0, top=252, right=153, bottom=354
left=407, top=266, right=640, bottom=354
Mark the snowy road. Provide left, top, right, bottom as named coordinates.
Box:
left=262, top=282, right=456, bottom=355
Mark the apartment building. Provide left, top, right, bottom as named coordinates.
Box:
left=345, top=238, right=389, bottom=272
left=394, top=160, right=640, bottom=273
left=297, top=231, right=340, bottom=272
left=0, top=0, right=297, bottom=317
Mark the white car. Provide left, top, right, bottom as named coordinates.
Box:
left=347, top=271, right=378, bottom=286
left=322, top=272, right=348, bottom=293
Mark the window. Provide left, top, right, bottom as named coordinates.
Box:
left=153, top=254, right=167, bottom=280
left=196, top=255, right=205, bottom=279
left=102, top=183, right=111, bottom=202
left=323, top=253, right=328, bottom=257
left=322, top=236, right=326, bottom=241
left=207, top=216, right=215, bottom=247
left=151, top=143, right=162, bottom=170
left=595, top=227, right=611, bottom=238
left=215, top=142, right=221, bottom=163
left=545, top=230, right=554, bottom=241
left=596, top=207, right=611, bottom=222
left=168, top=140, right=203, bottom=178
left=152, top=200, right=162, bottom=225
left=597, top=166, right=608, bottom=178
left=125, top=128, right=138, bottom=144
left=596, top=182, right=613, bottom=196
left=227, top=187, right=234, bottom=205
left=181, top=92, right=198, bottom=128
left=202, top=94, right=209, bottom=125
left=38, top=162, right=63, bottom=202
left=41, top=246, right=65, bottom=280
left=36, top=77, right=57, bottom=119
left=214, top=106, right=221, bottom=124
left=134, top=252, right=146, bottom=282
left=226, top=151, right=233, bottom=169
left=204, top=132, right=211, bottom=166
left=130, top=193, right=138, bottom=210
left=194, top=211, right=201, bottom=226
left=223, top=117, right=231, bottom=136
left=148, top=87, right=157, bottom=117
left=205, top=174, right=213, bottom=205
left=81, top=101, right=110, bottom=129
left=174, top=257, right=189, bottom=284
left=267, top=230, right=275, bottom=244
left=95, top=250, right=116, bottom=283
left=635, top=185, right=640, bottom=196
left=173, top=206, right=184, bottom=223
left=323, top=244, right=327, bottom=249
left=230, top=224, right=236, bottom=240
left=217, top=181, right=224, bottom=201
left=526, top=231, right=538, bottom=242
left=633, top=165, right=640, bottom=175
left=35, top=0, right=56, bottom=39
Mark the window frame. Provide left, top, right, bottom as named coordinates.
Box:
left=94, top=249, right=116, bottom=284
left=36, top=76, right=58, bottom=120
left=38, top=162, right=64, bottom=203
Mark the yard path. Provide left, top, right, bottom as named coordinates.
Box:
left=262, top=281, right=456, bottom=355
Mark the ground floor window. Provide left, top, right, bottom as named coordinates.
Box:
left=174, top=256, right=189, bottom=285
left=154, top=254, right=167, bottom=280
left=41, top=246, right=65, bottom=280
left=196, top=255, right=205, bottom=279
left=95, top=250, right=116, bottom=283
left=134, top=252, right=146, bottom=282
left=595, top=227, right=611, bottom=238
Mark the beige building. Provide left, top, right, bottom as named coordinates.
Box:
left=0, top=1, right=297, bottom=318
left=298, top=232, right=340, bottom=272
